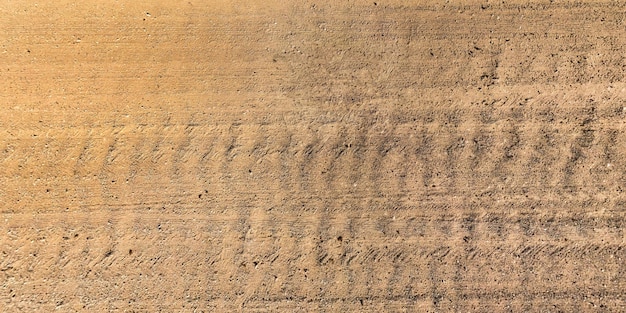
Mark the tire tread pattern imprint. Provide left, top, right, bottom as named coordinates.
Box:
left=0, top=0, right=624, bottom=312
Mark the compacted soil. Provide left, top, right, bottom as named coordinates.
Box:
left=0, top=0, right=625, bottom=311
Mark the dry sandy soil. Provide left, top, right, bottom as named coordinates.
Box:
left=0, top=0, right=625, bottom=311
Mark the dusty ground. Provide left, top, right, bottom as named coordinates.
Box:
left=0, top=0, right=625, bottom=311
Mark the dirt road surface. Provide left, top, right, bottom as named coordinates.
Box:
left=1, top=0, right=625, bottom=311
